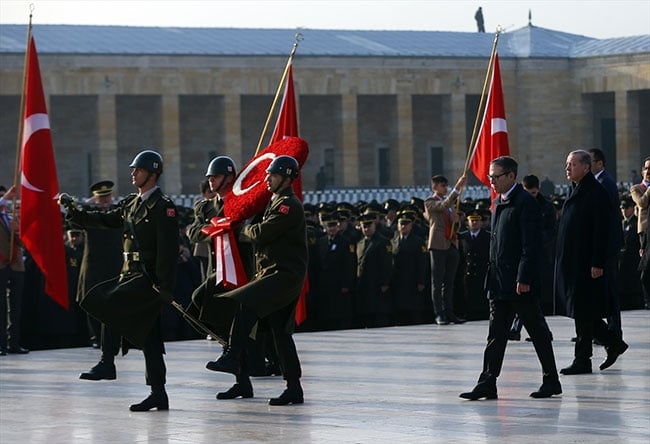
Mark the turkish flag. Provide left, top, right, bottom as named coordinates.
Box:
left=469, top=53, right=510, bottom=201
left=19, top=35, right=69, bottom=310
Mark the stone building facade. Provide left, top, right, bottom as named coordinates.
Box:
left=0, top=24, right=648, bottom=196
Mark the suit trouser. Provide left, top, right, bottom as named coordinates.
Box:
left=480, top=298, right=558, bottom=385
left=100, top=323, right=121, bottom=362
left=0, top=267, right=24, bottom=348
left=430, top=247, right=459, bottom=317
left=574, top=317, right=617, bottom=362
left=604, top=255, right=622, bottom=340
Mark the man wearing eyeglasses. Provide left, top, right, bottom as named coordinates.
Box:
left=460, top=156, right=561, bottom=400
left=424, top=174, right=467, bottom=325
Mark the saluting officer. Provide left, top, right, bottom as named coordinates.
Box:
left=61, top=150, right=178, bottom=412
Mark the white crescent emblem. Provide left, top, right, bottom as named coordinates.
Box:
left=21, top=113, right=50, bottom=193
left=232, top=152, right=276, bottom=196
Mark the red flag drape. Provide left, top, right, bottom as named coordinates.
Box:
left=269, top=65, right=308, bottom=326
left=20, top=35, right=69, bottom=310
left=469, top=53, right=510, bottom=201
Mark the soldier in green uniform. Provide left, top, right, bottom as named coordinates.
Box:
left=204, top=155, right=308, bottom=406
left=60, top=150, right=178, bottom=412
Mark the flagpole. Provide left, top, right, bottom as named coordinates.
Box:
left=9, top=8, right=33, bottom=262
left=451, top=26, right=502, bottom=236
left=254, top=32, right=303, bottom=156
left=463, top=26, right=503, bottom=175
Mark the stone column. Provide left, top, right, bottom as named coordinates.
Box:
left=397, top=94, right=414, bottom=186
left=161, top=94, right=181, bottom=194
left=97, top=94, right=118, bottom=192
left=450, top=93, right=466, bottom=177
left=616, top=89, right=638, bottom=180
left=341, top=94, right=359, bottom=187
left=224, top=94, right=243, bottom=167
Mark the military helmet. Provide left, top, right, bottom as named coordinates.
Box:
left=129, top=150, right=163, bottom=175
left=266, top=155, right=299, bottom=179
left=206, top=156, right=236, bottom=177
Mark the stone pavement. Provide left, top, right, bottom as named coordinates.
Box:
left=1, top=311, right=649, bottom=443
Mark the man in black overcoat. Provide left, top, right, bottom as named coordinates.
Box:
left=556, top=150, right=628, bottom=375
left=460, top=156, right=560, bottom=400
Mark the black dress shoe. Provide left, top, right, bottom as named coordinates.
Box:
left=206, top=350, right=240, bottom=375
left=269, top=387, right=304, bottom=405
left=600, top=341, right=628, bottom=371
left=129, top=391, right=169, bottom=412
left=530, top=380, right=562, bottom=398
left=448, top=314, right=466, bottom=324
left=7, top=346, right=29, bottom=354
left=560, top=361, right=592, bottom=375
left=459, top=388, right=498, bottom=400
left=435, top=315, right=449, bottom=326
left=79, top=361, right=116, bottom=381
left=216, top=383, right=254, bottom=400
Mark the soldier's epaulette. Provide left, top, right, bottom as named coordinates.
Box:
left=120, top=193, right=139, bottom=207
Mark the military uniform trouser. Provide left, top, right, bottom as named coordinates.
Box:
left=0, top=267, right=24, bottom=348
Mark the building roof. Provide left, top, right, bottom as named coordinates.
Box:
left=0, top=23, right=648, bottom=58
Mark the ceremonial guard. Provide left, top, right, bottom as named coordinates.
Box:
left=204, top=155, right=308, bottom=405
left=60, top=150, right=178, bottom=412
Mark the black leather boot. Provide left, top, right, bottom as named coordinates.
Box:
left=269, top=379, right=304, bottom=405
left=216, top=380, right=254, bottom=400
left=560, top=359, right=592, bottom=375
left=206, top=346, right=241, bottom=375
left=79, top=360, right=116, bottom=381
left=129, top=386, right=169, bottom=411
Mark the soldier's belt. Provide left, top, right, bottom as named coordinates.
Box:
left=123, top=251, right=141, bottom=262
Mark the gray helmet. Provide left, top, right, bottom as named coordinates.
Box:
left=266, top=155, right=299, bottom=179
left=129, top=150, right=163, bottom=175
left=205, top=156, right=236, bottom=177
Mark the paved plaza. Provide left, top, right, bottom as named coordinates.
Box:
left=1, top=311, right=648, bottom=443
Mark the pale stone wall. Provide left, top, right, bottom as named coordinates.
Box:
left=0, top=52, right=647, bottom=196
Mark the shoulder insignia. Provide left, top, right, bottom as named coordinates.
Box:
left=279, top=204, right=290, bottom=215
left=167, top=207, right=176, bottom=217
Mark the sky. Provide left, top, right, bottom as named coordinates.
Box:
left=1, top=0, right=648, bottom=39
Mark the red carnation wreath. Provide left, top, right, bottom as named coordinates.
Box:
left=223, top=136, right=309, bottom=222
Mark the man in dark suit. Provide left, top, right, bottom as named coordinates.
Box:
left=73, top=180, right=124, bottom=380
left=61, top=150, right=179, bottom=411
left=204, top=155, right=308, bottom=406
left=391, top=209, right=428, bottom=325
left=619, top=197, right=643, bottom=309
left=460, top=156, right=561, bottom=400
left=458, top=210, right=490, bottom=321
left=556, top=150, right=627, bottom=375
left=588, top=148, right=627, bottom=351
left=355, top=209, right=393, bottom=328
left=0, top=185, right=29, bottom=355
left=313, top=212, right=355, bottom=330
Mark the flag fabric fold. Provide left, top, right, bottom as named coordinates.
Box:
left=469, top=53, right=510, bottom=200
left=269, top=65, right=308, bottom=325
left=20, top=34, right=69, bottom=310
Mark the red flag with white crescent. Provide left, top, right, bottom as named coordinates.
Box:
left=469, top=53, right=510, bottom=202
left=20, top=34, right=69, bottom=310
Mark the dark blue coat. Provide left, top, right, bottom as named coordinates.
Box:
left=486, top=183, right=542, bottom=300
